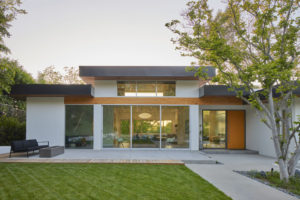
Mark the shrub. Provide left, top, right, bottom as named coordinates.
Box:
left=0, top=116, right=25, bottom=145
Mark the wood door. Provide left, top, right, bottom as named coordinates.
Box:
left=227, top=110, right=245, bottom=149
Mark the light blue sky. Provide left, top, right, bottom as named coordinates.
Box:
left=5, top=0, right=225, bottom=77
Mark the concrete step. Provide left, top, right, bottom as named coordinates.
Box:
left=182, top=160, right=219, bottom=164
left=201, top=149, right=259, bottom=154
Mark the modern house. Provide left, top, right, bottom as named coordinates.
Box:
left=11, top=66, right=300, bottom=157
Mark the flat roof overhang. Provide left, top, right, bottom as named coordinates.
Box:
left=199, top=85, right=249, bottom=97
left=79, top=66, right=216, bottom=84
left=10, top=84, right=94, bottom=99
left=200, top=85, right=300, bottom=99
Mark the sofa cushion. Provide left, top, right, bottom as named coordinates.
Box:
left=11, top=140, right=26, bottom=152
left=24, top=139, right=38, bottom=149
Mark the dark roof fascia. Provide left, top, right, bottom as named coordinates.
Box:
left=199, top=85, right=248, bottom=97
left=10, top=84, right=94, bottom=98
left=79, top=66, right=216, bottom=79
left=200, top=84, right=300, bottom=99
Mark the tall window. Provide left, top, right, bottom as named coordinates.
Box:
left=202, top=110, right=226, bottom=148
left=102, top=105, right=189, bottom=149
left=65, top=105, right=93, bottom=149
left=103, top=106, right=131, bottom=148
left=117, top=81, right=176, bottom=96
left=161, top=106, right=189, bottom=148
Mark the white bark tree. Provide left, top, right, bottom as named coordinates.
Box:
left=166, top=0, right=300, bottom=182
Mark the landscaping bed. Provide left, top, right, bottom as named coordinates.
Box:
left=0, top=163, right=231, bottom=200
left=235, top=170, right=300, bottom=199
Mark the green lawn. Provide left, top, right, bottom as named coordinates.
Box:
left=0, top=163, right=231, bottom=200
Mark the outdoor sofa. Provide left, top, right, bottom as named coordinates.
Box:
left=10, top=139, right=49, bottom=157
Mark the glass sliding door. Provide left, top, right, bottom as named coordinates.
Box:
left=65, top=105, right=93, bottom=149
left=161, top=106, right=189, bottom=148
left=102, top=105, right=190, bottom=149
left=132, top=106, right=160, bottom=148
left=103, top=106, right=131, bottom=148
left=202, top=110, right=226, bottom=148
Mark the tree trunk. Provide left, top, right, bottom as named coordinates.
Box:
left=278, top=158, right=289, bottom=181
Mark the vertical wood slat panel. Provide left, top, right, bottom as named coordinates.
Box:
left=227, top=110, right=245, bottom=149
left=64, top=96, right=243, bottom=105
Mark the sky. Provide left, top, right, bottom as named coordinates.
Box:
left=4, top=0, right=225, bottom=78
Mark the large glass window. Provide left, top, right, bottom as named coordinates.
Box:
left=137, top=81, right=156, bottom=96
left=103, top=106, right=131, bottom=148
left=65, top=105, right=93, bottom=149
left=117, top=81, right=175, bottom=96
left=117, top=81, right=136, bottom=96
left=132, top=106, right=160, bottom=148
left=161, top=106, right=189, bottom=148
left=157, top=81, right=176, bottom=96
left=203, top=110, right=226, bottom=148
left=102, top=105, right=189, bottom=149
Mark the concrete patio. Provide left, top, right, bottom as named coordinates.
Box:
left=1, top=149, right=217, bottom=164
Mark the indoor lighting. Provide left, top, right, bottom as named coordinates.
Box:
left=138, top=113, right=152, bottom=119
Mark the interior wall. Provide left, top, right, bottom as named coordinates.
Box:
left=26, top=97, right=65, bottom=146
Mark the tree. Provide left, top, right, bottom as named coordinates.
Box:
left=37, top=66, right=63, bottom=84
left=0, top=0, right=26, bottom=94
left=0, top=0, right=26, bottom=55
left=63, top=66, right=84, bottom=84
left=166, top=0, right=300, bottom=182
left=37, top=66, right=84, bottom=84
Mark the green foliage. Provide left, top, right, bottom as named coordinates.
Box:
left=120, top=120, right=130, bottom=135
left=0, top=116, right=25, bottom=145
left=0, top=163, right=231, bottom=200
left=0, top=58, right=34, bottom=94
left=0, top=58, right=15, bottom=93
left=166, top=0, right=300, bottom=180
left=0, top=0, right=26, bottom=55
left=249, top=170, right=300, bottom=196
left=37, top=66, right=84, bottom=84
left=166, top=0, right=299, bottom=98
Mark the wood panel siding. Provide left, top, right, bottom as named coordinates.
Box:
left=64, top=96, right=243, bottom=105
left=227, top=110, right=245, bottom=149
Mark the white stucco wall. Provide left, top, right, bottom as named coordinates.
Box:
left=26, top=97, right=65, bottom=146
left=94, top=80, right=117, bottom=97
left=246, top=107, right=276, bottom=157
left=176, top=80, right=199, bottom=97
left=190, top=105, right=199, bottom=150
left=93, top=105, right=102, bottom=150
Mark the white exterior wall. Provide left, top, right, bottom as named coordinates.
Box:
left=176, top=80, right=199, bottom=97
left=26, top=97, right=65, bottom=146
left=190, top=105, right=199, bottom=150
left=93, top=105, right=102, bottom=150
left=246, top=107, right=275, bottom=157
left=94, top=80, right=117, bottom=97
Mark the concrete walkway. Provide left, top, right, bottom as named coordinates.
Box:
left=186, top=154, right=298, bottom=200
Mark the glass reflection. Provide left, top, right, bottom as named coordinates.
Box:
left=203, top=110, right=226, bottom=148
